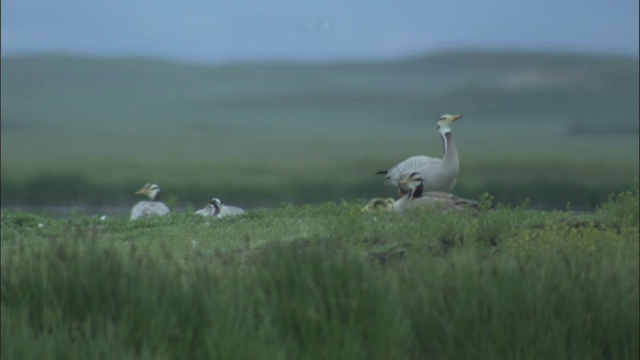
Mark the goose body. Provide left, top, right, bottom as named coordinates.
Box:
left=393, top=172, right=478, bottom=215
left=195, top=197, right=245, bottom=218
left=394, top=191, right=478, bottom=214
left=378, top=114, right=461, bottom=195
left=130, top=183, right=170, bottom=220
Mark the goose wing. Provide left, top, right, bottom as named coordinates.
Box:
left=382, top=155, right=441, bottom=187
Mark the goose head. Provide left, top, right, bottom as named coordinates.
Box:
left=209, top=197, right=223, bottom=215
left=437, top=114, right=462, bottom=134
left=135, top=183, right=161, bottom=200
left=398, top=172, right=424, bottom=199
left=361, top=197, right=395, bottom=212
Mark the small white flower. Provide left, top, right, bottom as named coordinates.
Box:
left=38, top=223, right=45, bottom=228
left=100, top=215, right=108, bottom=221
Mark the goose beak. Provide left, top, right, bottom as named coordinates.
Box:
left=135, top=189, right=145, bottom=195
left=451, top=114, right=462, bottom=122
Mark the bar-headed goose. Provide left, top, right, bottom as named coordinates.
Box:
left=195, top=197, right=245, bottom=218
left=378, top=114, right=461, bottom=196
left=393, top=172, right=478, bottom=215
left=130, top=183, right=170, bottom=220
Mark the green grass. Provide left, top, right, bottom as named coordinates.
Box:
left=1, top=50, right=638, bottom=210
left=1, top=188, right=638, bottom=359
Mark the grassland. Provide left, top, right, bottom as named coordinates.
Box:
left=2, top=50, right=638, bottom=359
left=1, top=50, right=639, bottom=211
left=1, top=186, right=638, bottom=359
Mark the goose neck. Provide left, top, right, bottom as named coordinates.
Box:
left=212, top=202, right=221, bottom=216
left=441, top=131, right=457, bottom=162
left=412, top=183, right=424, bottom=199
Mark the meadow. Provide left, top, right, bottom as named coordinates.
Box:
left=2, top=50, right=639, bottom=212
left=1, top=187, right=638, bottom=359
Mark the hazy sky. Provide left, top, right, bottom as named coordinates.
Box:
left=1, top=0, right=638, bottom=63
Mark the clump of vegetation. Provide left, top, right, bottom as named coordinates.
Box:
left=596, top=184, right=639, bottom=231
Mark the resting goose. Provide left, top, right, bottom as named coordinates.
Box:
left=393, top=172, right=478, bottom=215
left=195, top=197, right=245, bottom=218
left=130, top=183, right=170, bottom=220
left=377, top=114, right=461, bottom=195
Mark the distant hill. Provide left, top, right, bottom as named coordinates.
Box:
left=2, top=50, right=638, bottom=132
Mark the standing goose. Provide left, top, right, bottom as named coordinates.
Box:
left=393, top=172, right=478, bottom=215
left=195, top=197, right=245, bottom=218
left=130, top=183, right=170, bottom=220
left=377, top=114, right=461, bottom=195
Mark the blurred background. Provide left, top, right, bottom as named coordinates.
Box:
left=1, top=0, right=638, bottom=216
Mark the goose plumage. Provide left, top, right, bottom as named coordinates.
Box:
left=393, top=172, right=478, bottom=215
left=195, top=197, right=245, bottom=218
left=130, top=183, right=170, bottom=220
left=378, top=114, right=461, bottom=195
